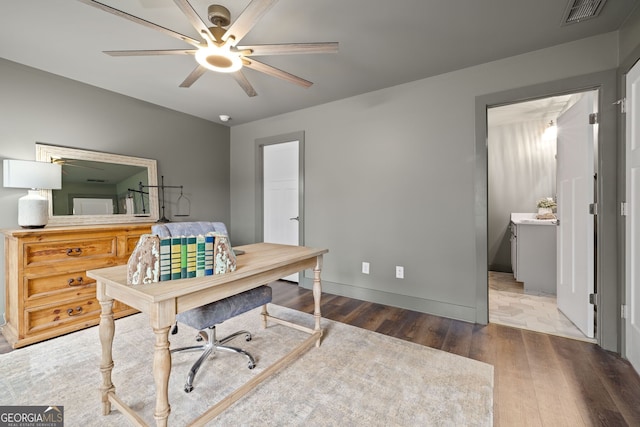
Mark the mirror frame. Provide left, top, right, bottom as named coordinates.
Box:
left=35, top=143, right=159, bottom=226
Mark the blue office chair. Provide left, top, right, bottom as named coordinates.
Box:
left=152, top=222, right=272, bottom=393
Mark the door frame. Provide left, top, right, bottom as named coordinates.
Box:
left=622, top=54, right=640, bottom=366
left=255, top=131, right=305, bottom=246
left=475, top=69, right=619, bottom=352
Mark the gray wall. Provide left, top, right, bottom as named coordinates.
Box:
left=2, top=8, right=639, bottom=340
left=487, top=119, right=556, bottom=272
left=0, top=58, right=231, bottom=322
left=619, top=5, right=640, bottom=64
left=230, top=32, right=619, bottom=324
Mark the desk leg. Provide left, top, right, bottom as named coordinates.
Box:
left=97, top=282, right=115, bottom=416
left=313, top=255, right=323, bottom=347
left=152, top=326, right=172, bottom=427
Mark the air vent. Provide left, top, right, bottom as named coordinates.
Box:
left=561, top=0, right=608, bottom=25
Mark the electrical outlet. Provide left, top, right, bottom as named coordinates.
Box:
left=396, top=266, right=404, bottom=279
left=362, top=262, right=370, bottom=274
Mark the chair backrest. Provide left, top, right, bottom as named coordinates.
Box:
left=151, top=221, right=228, bottom=239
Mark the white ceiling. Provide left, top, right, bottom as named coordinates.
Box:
left=488, top=93, right=580, bottom=127
left=0, top=0, right=637, bottom=125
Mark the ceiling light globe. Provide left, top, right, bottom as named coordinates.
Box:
left=195, top=47, right=242, bottom=73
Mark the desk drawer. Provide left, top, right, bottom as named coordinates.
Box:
left=23, top=237, right=117, bottom=268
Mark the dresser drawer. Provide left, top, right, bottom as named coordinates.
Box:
left=126, top=233, right=147, bottom=255
left=114, top=300, right=136, bottom=313
left=23, top=237, right=117, bottom=268
left=25, top=270, right=98, bottom=305
left=25, top=296, right=101, bottom=335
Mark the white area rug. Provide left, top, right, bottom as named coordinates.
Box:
left=0, top=305, right=493, bottom=426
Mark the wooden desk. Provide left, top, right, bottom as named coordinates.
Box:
left=87, top=242, right=328, bottom=427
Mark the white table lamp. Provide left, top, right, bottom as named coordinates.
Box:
left=3, top=159, right=62, bottom=228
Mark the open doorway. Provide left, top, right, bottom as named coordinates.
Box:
left=255, top=131, right=305, bottom=283
left=487, top=90, right=597, bottom=343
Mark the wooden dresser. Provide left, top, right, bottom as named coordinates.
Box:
left=2, top=223, right=152, bottom=348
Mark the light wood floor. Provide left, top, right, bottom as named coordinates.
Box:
left=2, top=282, right=640, bottom=425
left=489, top=271, right=595, bottom=342
left=271, top=281, right=640, bottom=426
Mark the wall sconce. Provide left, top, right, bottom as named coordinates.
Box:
left=3, top=159, right=62, bottom=228
left=543, top=120, right=557, bottom=141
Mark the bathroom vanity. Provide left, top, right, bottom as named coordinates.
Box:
left=510, top=213, right=557, bottom=294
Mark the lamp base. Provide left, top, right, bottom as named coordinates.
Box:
left=18, top=190, right=49, bottom=228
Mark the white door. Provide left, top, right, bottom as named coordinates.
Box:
left=556, top=90, right=597, bottom=338
left=73, top=198, right=114, bottom=215
left=626, top=59, right=640, bottom=373
left=263, top=141, right=299, bottom=282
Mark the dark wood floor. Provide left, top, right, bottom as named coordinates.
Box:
left=2, top=281, right=640, bottom=425
left=270, top=281, right=640, bottom=427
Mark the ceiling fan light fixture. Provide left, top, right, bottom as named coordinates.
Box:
left=195, top=46, right=242, bottom=73
left=83, top=0, right=338, bottom=97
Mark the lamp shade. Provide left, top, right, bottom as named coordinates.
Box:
left=3, top=159, right=62, bottom=190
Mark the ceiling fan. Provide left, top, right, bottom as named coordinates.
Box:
left=77, top=0, right=339, bottom=97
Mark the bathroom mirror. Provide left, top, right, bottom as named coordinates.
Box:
left=36, top=143, right=159, bottom=226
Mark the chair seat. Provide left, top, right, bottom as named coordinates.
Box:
left=177, top=285, right=272, bottom=330
left=150, top=221, right=273, bottom=392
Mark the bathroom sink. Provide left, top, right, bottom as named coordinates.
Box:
left=511, top=213, right=556, bottom=225
left=520, top=218, right=557, bottom=225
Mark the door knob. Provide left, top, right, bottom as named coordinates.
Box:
left=289, top=216, right=299, bottom=221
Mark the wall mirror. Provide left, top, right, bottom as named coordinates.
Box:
left=35, top=143, right=159, bottom=226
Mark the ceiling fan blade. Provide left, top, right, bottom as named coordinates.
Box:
left=179, top=65, right=207, bottom=88
left=232, top=71, right=257, bottom=97
left=105, top=49, right=196, bottom=56
left=238, top=42, right=339, bottom=56
left=243, top=58, right=312, bottom=88
left=173, top=0, right=215, bottom=43
left=222, top=0, right=278, bottom=46
left=77, top=0, right=200, bottom=47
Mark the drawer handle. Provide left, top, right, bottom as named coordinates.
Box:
left=67, top=277, right=84, bottom=286
left=66, top=248, right=83, bottom=256
left=67, top=306, right=83, bottom=316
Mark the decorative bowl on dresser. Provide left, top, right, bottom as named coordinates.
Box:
left=2, top=223, right=152, bottom=348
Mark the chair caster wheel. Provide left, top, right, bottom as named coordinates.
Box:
left=245, top=334, right=252, bottom=342
left=248, top=362, right=255, bottom=369
left=184, top=384, right=194, bottom=393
